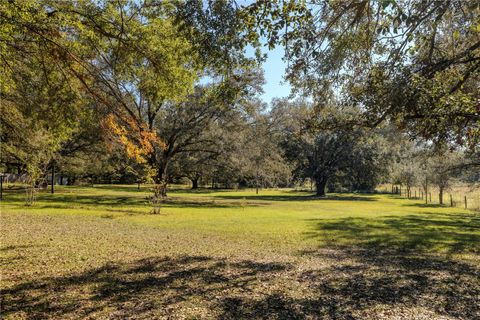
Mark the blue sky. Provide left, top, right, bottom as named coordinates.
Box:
left=237, top=0, right=291, bottom=103
left=253, top=45, right=292, bottom=103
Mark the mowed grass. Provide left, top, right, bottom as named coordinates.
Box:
left=1, top=185, right=479, bottom=319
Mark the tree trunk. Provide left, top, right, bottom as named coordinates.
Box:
left=51, top=163, right=55, bottom=194
left=191, top=177, right=199, bottom=189
left=315, top=176, right=328, bottom=197
left=424, top=177, right=428, bottom=204
left=156, top=161, right=169, bottom=197
left=439, top=187, right=444, bottom=205
left=68, top=176, right=76, bottom=186
left=148, top=158, right=170, bottom=214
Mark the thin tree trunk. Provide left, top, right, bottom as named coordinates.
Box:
left=424, top=176, right=428, bottom=204
left=51, top=163, right=55, bottom=194
left=151, top=160, right=169, bottom=214
left=156, top=161, right=169, bottom=197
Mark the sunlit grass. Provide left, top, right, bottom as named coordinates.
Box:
left=2, top=185, right=478, bottom=255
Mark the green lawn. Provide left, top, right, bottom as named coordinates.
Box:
left=1, top=185, right=479, bottom=319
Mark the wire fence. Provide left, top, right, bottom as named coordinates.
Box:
left=379, top=184, right=480, bottom=211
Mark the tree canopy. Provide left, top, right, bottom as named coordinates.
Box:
left=1, top=0, right=478, bottom=203
left=244, top=0, right=480, bottom=148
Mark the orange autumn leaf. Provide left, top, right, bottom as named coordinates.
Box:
left=102, top=114, right=165, bottom=164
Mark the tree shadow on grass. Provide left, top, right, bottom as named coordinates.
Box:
left=0, top=244, right=41, bottom=252
left=2, top=251, right=478, bottom=319
left=402, top=202, right=450, bottom=208
left=296, top=210, right=480, bottom=319
left=31, top=194, right=147, bottom=207
left=0, top=256, right=292, bottom=319
left=5, top=188, right=377, bottom=213
left=161, top=198, right=263, bottom=209
left=9, top=194, right=261, bottom=212
left=214, top=194, right=378, bottom=202
left=168, top=187, right=235, bottom=194
left=297, top=246, right=479, bottom=319
left=0, top=244, right=42, bottom=265
left=89, top=185, right=147, bottom=193
left=304, top=212, right=480, bottom=254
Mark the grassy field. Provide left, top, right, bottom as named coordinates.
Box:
left=1, top=185, right=479, bottom=319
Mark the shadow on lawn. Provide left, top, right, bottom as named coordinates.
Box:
left=11, top=194, right=259, bottom=211
left=0, top=256, right=292, bottom=319
left=305, top=212, right=480, bottom=254
left=295, top=211, right=480, bottom=319
left=214, top=194, right=378, bottom=202
left=296, top=247, right=479, bottom=319
left=401, top=202, right=454, bottom=209
left=0, top=244, right=41, bottom=252
left=0, top=244, right=42, bottom=265
left=33, top=194, right=146, bottom=207
left=2, top=251, right=479, bottom=318
left=161, top=198, right=262, bottom=209
left=5, top=187, right=377, bottom=212
left=92, top=184, right=146, bottom=192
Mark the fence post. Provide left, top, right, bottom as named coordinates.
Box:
left=464, top=196, right=467, bottom=209
left=0, top=174, right=3, bottom=201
